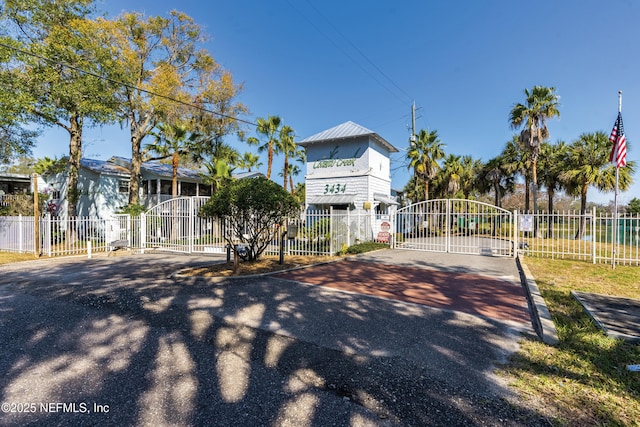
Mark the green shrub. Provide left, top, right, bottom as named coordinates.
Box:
left=344, top=241, right=389, bottom=254
left=117, top=204, right=146, bottom=216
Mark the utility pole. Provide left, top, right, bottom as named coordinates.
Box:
left=410, top=101, right=418, bottom=205
left=410, top=101, right=416, bottom=143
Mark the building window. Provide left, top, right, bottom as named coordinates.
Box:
left=198, top=183, right=212, bottom=196
left=160, top=180, right=172, bottom=195
left=118, top=180, right=130, bottom=193
left=181, top=182, right=197, bottom=196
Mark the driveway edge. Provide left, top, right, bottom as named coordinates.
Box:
left=516, top=256, right=559, bottom=345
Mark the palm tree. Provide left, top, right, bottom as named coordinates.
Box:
left=288, top=164, right=301, bottom=195
left=202, top=158, right=235, bottom=195
left=509, top=86, right=560, bottom=214
left=277, top=125, right=296, bottom=191
left=406, top=129, right=445, bottom=201
left=237, top=152, right=262, bottom=172
left=459, top=155, right=481, bottom=199
left=539, top=141, right=568, bottom=212
left=247, top=115, right=281, bottom=179
left=501, top=134, right=532, bottom=211
left=146, top=123, right=199, bottom=198
left=538, top=140, right=568, bottom=237
left=562, top=131, right=635, bottom=239
left=402, top=175, right=424, bottom=205
left=438, top=154, right=463, bottom=197
left=477, top=156, right=515, bottom=208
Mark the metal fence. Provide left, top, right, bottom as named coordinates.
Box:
left=394, top=199, right=514, bottom=257
left=0, top=215, right=36, bottom=253
left=2, top=200, right=639, bottom=266
left=516, top=208, right=640, bottom=265
left=0, top=204, right=374, bottom=258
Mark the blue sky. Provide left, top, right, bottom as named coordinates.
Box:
left=33, top=0, right=640, bottom=205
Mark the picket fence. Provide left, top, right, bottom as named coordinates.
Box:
left=1, top=206, right=639, bottom=266
left=0, top=207, right=374, bottom=259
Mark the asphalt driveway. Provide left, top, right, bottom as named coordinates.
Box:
left=0, top=251, right=547, bottom=426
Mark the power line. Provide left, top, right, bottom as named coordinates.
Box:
left=0, top=41, right=258, bottom=128
left=285, top=0, right=410, bottom=106
left=303, top=0, right=413, bottom=104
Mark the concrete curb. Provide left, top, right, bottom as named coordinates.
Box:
left=516, top=257, right=559, bottom=345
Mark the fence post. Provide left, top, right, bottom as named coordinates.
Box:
left=592, top=206, right=597, bottom=264
left=513, top=210, right=519, bottom=259
left=445, top=199, right=451, bottom=253
left=329, top=206, right=334, bottom=255
left=33, top=175, right=40, bottom=257
left=17, top=214, right=23, bottom=253
left=347, top=209, right=351, bottom=247
left=46, top=214, right=52, bottom=257
left=140, top=213, right=146, bottom=254
left=189, top=197, right=194, bottom=254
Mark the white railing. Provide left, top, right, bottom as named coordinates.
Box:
left=41, top=215, right=130, bottom=257
left=2, top=203, right=639, bottom=265
left=0, top=215, right=35, bottom=253
left=517, top=208, right=640, bottom=265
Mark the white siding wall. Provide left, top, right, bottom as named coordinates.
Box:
left=304, top=135, right=394, bottom=212
left=367, top=144, right=391, bottom=181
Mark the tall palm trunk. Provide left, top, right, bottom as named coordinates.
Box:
left=267, top=145, right=273, bottom=179
left=424, top=179, right=429, bottom=202
left=171, top=152, right=179, bottom=198
left=283, top=155, right=289, bottom=191
left=547, top=188, right=555, bottom=238
left=575, top=184, right=589, bottom=240
left=524, top=175, right=531, bottom=212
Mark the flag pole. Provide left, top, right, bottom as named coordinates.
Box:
left=612, top=90, right=622, bottom=269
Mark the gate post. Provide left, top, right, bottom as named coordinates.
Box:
left=189, top=197, right=194, bottom=254
left=591, top=206, right=596, bottom=264
left=513, top=210, right=518, bottom=259
left=329, top=206, right=334, bottom=255
left=445, top=199, right=451, bottom=253
left=140, top=213, right=146, bottom=254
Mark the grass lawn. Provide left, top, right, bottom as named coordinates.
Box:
left=0, top=252, right=38, bottom=265
left=499, top=257, right=640, bottom=426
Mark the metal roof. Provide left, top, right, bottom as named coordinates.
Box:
left=298, top=121, right=398, bottom=153
left=81, top=158, right=130, bottom=176
left=80, top=157, right=258, bottom=181
left=80, top=157, right=202, bottom=180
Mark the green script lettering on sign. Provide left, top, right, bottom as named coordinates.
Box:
left=313, top=146, right=361, bottom=169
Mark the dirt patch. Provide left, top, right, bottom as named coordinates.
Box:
left=181, top=255, right=333, bottom=277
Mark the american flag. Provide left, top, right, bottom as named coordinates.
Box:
left=609, top=112, right=627, bottom=168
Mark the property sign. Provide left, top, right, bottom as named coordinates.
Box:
left=376, top=221, right=391, bottom=243
left=520, top=215, right=534, bottom=232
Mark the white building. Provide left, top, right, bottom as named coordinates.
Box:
left=298, top=121, right=399, bottom=215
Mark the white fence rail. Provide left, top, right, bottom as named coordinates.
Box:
left=0, top=215, right=35, bottom=253
left=2, top=200, right=639, bottom=266
left=517, top=208, right=640, bottom=265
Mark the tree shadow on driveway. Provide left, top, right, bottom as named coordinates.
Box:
left=0, top=254, right=549, bottom=426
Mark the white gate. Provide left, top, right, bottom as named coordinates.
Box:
left=394, top=199, right=515, bottom=257
left=144, top=196, right=228, bottom=254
